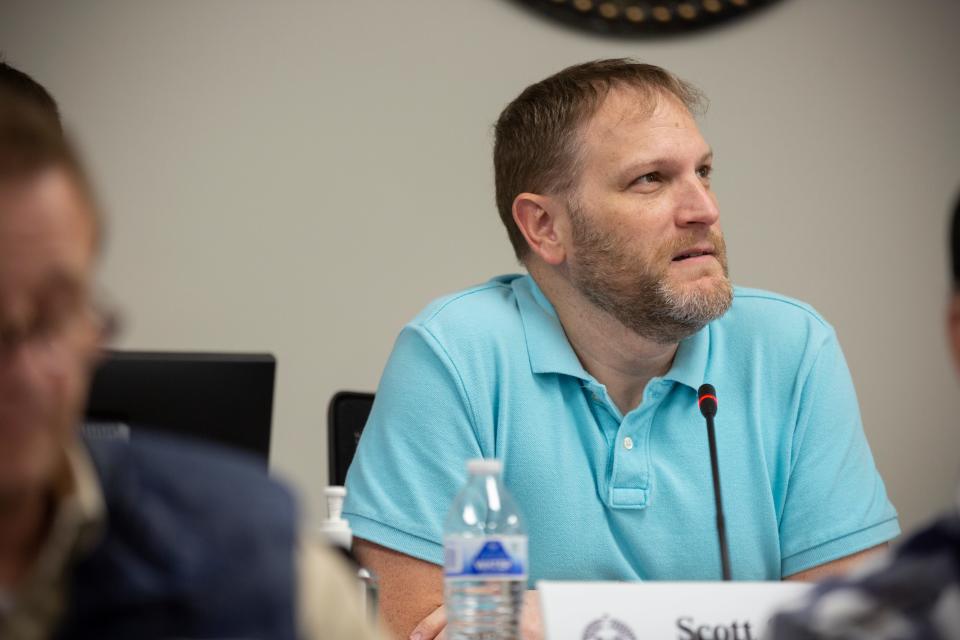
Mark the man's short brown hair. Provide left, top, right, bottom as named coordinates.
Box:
left=0, top=84, right=101, bottom=248
left=0, top=59, right=63, bottom=135
left=493, top=59, right=706, bottom=260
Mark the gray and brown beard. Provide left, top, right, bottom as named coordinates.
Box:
left=566, top=204, right=734, bottom=345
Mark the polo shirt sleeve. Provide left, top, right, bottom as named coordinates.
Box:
left=778, top=330, right=900, bottom=577
left=342, top=324, right=484, bottom=566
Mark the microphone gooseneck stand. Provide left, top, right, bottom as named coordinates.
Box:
left=698, top=383, right=731, bottom=582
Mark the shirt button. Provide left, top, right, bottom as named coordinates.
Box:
left=623, top=436, right=634, bottom=450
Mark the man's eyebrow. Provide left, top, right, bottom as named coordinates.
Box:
left=700, top=150, right=714, bottom=164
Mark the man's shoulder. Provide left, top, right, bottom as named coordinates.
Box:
left=408, top=274, right=527, bottom=338
left=86, top=433, right=297, bottom=530
left=72, top=435, right=299, bottom=637
left=730, top=286, right=830, bottom=325
left=724, top=286, right=835, bottom=340
left=706, top=287, right=841, bottom=373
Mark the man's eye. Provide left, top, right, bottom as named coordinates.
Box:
left=31, top=315, right=67, bottom=340
left=633, top=172, right=660, bottom=186
left=697, top=165, right=713, bottom=179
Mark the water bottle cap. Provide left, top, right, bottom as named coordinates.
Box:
left=466, top=458, right=502, bottom=474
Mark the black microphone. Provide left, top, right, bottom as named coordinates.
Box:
left=698, top=383, right=731, bottom=581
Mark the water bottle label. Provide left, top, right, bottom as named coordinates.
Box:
left=444, top=535, right=527, bottom=580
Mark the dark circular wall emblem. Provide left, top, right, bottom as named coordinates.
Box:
left=513, top=0, right=785, bottom=37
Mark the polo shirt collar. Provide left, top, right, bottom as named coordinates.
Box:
left=514, top=275, right=592, bottom=381
left=514, top=274, right=710, bottom=391
left=663, top=326, right=710, bottom=392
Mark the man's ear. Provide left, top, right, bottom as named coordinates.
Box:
left=512, top=193, right=567, bottom=266
left=948, top=293, right=960, bottom=376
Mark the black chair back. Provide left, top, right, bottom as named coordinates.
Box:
left=327, top=391, right=375, bottom=486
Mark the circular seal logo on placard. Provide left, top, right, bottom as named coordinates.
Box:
left=582, top=614, right=637, bottom=640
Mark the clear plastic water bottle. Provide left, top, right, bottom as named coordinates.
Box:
left=444, top=458, right=527, bottom=640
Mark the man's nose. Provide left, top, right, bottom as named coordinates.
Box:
left=675, top=177, right=720, bottom=228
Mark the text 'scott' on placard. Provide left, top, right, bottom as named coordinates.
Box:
left=538, top=581, right=812, bottom=640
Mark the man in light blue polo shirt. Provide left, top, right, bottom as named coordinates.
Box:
left=343, top=59, right=899, bottom=639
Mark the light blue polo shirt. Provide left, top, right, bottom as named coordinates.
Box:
left=343, top=274, right=899, bottom=581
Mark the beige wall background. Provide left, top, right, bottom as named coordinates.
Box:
left=2, top=0, right=958, bottom=534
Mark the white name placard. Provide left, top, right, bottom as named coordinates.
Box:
left=537, top=581, right=812, bottom=640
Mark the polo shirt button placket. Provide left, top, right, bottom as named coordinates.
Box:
left=606, top=405, right=651, bottom=508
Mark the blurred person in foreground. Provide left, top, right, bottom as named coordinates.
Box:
left=343, top=59, right=899, bottom=639
left=0, top=61, right=381, bottom=640
left=766, top=195, right=960, bottom=639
